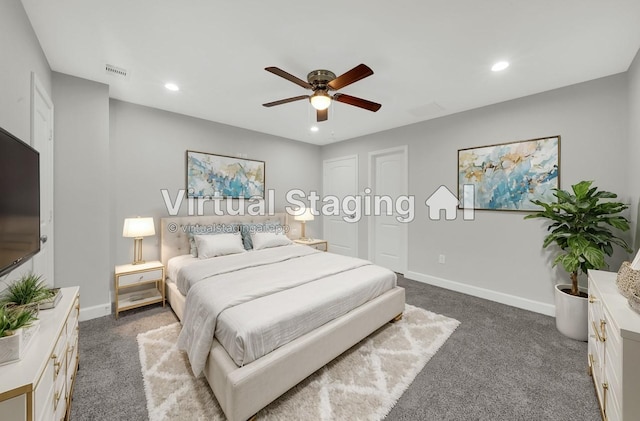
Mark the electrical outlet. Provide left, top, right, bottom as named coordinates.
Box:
left=438, top=254, right=446, bottom=264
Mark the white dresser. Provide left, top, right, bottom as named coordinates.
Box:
left=588, top=270, right=640, bottom=421
left=0, top=287, right=80, bottom=421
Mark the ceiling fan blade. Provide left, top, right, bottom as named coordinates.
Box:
left=262, top=95, right=309, bottom=107
left=327, top=64, right=374, bottom=90
left=265, top=67, right=313, bottom=89
left=333, top=93, right=381, bottom=112
left=317, top=108, right=328, bottom=122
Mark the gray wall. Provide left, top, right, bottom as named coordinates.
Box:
left=0, top=0, right=52, bottom=285
left=52, top=73, right=111, bottom=315
left=628, top=48, right=640, bottom=251
left=322, top=74, right=631, bottom=314
left=108, top=100, right=322, bottom=304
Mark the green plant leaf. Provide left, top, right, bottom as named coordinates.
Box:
left=524, top=180, right=631, bottom=277
left=571, top=180, right=593, bottom=198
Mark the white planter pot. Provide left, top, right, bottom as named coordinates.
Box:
left=554, top=284, right=588, bottom=341
left=0, top=329, right=23, bottom=365
left=0, top=321, right=40, bottom=366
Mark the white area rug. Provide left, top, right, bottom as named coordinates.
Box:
left=137, top=304, right=459, bottom=421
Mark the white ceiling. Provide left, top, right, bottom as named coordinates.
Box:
left=21, top=0, right=640, bottom=145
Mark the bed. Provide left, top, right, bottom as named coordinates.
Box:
left=161, top=214, right=405, bottom=421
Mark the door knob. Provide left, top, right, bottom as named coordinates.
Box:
left=40, top=235, right=48, bottom=244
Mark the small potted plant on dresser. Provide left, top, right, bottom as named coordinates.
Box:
left=525, top=180, right=632, bottom=341
left=0, top=273, right=62, bottom=311
left=0, top=305, right=38, bottom=365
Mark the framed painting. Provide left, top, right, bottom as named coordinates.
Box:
left=457, top=136, right=560, bottom=211
left=186, top=151, right=265, bottom=199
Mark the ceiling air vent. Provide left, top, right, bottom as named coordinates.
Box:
left=105, top=64, right=128, bottom=78
left=408, top=102, right=445, bottom=118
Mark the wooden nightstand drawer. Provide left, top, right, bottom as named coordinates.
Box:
left=118, top=268, right=163, bottom=287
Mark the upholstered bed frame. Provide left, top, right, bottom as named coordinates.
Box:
left=160, top=215, right=406, bottom=421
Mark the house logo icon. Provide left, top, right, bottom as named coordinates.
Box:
left=425, top=185, right=475, bottom=221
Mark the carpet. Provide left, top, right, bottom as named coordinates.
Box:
left=137, top=304, right=459, bottom=421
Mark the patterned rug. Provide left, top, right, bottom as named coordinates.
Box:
left=137, top=304, right=459, bottom=421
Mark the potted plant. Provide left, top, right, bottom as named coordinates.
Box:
left=0, top=273, right=61, bottom=311
left=525, top=180, right=632, bottom=340
left=0, top=305, right=39, bottom=365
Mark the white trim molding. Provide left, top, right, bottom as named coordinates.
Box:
left=405, top=271, right=555, bottom=316
left=79, top=302, right=112, bottom=321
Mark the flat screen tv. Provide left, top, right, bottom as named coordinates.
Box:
left=0, top=126, right=40, bottom=277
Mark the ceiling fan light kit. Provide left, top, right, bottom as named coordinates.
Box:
left=310, top=90, right=331, bottom=110
left=263, top=64, right=381, bottom=122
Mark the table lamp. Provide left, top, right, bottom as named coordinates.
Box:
left=123, top=217, right=155, bottom=265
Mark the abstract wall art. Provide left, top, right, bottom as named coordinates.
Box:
left=458, top=136, right=560, bottom=211
left=187, top=151, right=265, bottom=199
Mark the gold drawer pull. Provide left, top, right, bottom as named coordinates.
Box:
left=589, top=294, right=597, bottom=303
left=592, top=322, right=604, bottom=342
left=588, top=353, right=594, bottom=376
left=599, top=319, right=607, bottom=342
left=603, top=382, right=609, bottom=415
left=54, top=390, right=61, bottom=410
left=52, top=354, right=62, bottom=376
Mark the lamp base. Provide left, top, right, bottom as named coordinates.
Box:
left=132, top=238, right=145, bottom=265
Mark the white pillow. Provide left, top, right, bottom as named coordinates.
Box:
left=250, top=232, right=292, bottom=250
left=195, top=233, right=245, bottom=259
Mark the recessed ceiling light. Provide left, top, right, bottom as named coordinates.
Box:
left=310, top=126, right=319, bottom=132
left=165, top=83, right=180, bottom=91
left=491, top=61, right=509, bottom=72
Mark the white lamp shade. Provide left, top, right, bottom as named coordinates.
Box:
left=123, top=217, right=155, bottom=238
left=294, top=208, right=315, bottom=222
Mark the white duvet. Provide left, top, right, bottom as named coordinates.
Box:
left=176, top=245, right=396, bottom=376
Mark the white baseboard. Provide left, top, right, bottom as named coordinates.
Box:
left=79, top=302, right=111, bottom=321
left=404, top=271, right=555, bottom=317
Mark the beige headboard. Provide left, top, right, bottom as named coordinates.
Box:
left=160, top=213, right=289, bottom=266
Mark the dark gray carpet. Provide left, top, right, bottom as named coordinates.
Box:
left=70, top=277, right=600, bottom=421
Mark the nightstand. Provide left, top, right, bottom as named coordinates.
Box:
left=115, top=260, right=165, bottom=319
left=293, top=238, right=328, bottom=252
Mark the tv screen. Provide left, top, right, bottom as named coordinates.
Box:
left=0, top=127, right=40, bottom=277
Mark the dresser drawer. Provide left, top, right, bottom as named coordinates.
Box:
left=605, top=376, right=622, bottom=421
left=36, top=380, right=55, bottom=421
left=118, top=268, right=163, bottom=287
left=67, top=330, right=79, bottom=387
left=52, top=362, right=66, bottom=418
left=54, top=381, right=67, bottom=421
left=66, top=296, right=80, bottom=335
left=52, top=329, right=67, bottom=380
left=35, top=358, right=55, bottom=420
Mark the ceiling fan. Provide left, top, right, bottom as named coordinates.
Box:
left=262, top=64, right=381, bottom=122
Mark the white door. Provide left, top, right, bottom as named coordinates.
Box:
left=31, top=73, right=54, bottom=287
left=323, top=155, right=358, bottom=257
left=369, top=146, right=408, bottom=273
